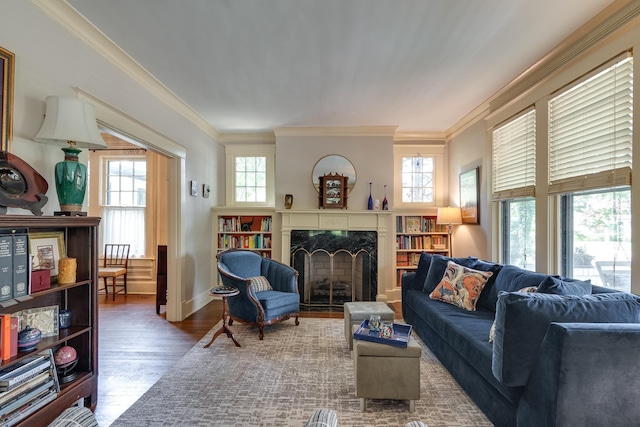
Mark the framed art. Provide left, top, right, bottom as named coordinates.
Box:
left=202, top=184, right=210, bottom=198
left=29, top=231, right=66, bottom=280
left=190, top=180, right=199, bottom=196
left=17, top=305, right=59, bottom=338
left=460, top=167, right=479, bottom=224
left=0, top=46, right=15, bottom=152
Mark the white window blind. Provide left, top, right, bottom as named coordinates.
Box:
left=548, top=56, right=633, bottom=194
left=492, top=109, right=536, bottom=200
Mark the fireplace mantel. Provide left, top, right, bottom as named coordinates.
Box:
left=277, top=209, right=393, bottom=302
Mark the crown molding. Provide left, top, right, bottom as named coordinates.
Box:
left=393, top=131, right=446, bottom=142
left=30, top=0, right=221, bottom=141
left=273, top=126, right=398, bottom=137
left=218, top=131, right=276, bottom=144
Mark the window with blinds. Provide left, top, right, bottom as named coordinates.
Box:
left=492, top=109, right=536, bottom=200
left=548, top=55, right=633, bottom=194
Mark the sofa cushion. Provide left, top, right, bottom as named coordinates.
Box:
left=248, top=275, right=273, bottom=293
left=429, top=261, right=493, bottom=311
left=479, top=265, right=550, bottom=312
left=537, top=276, right=590, bottom=296
left=414, top=252, right=433, bottom=292
left=423, top=254, right=478, bottom=293
left=492, top=291, right=640, bottom=387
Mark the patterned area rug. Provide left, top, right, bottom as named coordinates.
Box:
left=112, top=318, right=491, bottom=426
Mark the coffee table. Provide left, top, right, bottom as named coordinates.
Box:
left=204, top=286, right=241, bottom=348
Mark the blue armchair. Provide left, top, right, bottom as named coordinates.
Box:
left=217, top=249, right=300, bottom=339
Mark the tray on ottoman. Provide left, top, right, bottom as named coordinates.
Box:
left=353, top=319, right=413, bottom=348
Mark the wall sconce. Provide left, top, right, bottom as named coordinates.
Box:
left=33, top=96, right=107, bottom=214
left=436, top=207, right=462, bottom=255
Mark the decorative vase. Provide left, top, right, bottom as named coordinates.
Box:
left=382, top=185, right=389, bottom=210
left=55, top=146, right=87, bottom=212
left=284, top=194, right=293, bottom=209
left=367, top=183, right=373, bottom=210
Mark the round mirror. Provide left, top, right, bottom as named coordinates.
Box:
left=312, top=155, right=356, bottom=193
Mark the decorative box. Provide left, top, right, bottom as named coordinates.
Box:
left=30, top=269, right=51, bottom=293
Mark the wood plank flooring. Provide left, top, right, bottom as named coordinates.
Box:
left=95, top=295, right=401, bottom=426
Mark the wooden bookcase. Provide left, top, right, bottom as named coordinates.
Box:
left=214, top=210, right=273, bottom=258
left=0, top=216, right=99, bottom=427
left=395, top=214, right=450, bottom=287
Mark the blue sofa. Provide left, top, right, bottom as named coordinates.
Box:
left=402, top=253, right=640, bottom=427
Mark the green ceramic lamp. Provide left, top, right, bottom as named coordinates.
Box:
left=33, top=97, right=107, bottom=213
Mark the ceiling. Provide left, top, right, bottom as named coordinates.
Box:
left=66, top=0, right=615, bottom=136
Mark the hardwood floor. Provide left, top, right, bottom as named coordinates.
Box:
left=95, top=295, right=402, bottom=426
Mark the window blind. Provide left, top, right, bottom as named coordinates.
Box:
left=548, top=56, right=633, bottom=194
left=492, top=109, right=536, bottom=200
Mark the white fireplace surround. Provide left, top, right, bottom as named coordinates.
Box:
left=278, top=210, right=394, bottom=302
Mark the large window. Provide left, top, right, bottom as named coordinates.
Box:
left=549, top=55, right=632, bottom=291
left=102, top=158, right=146, bottom=257
left=492, top=109, right=536, bottom=268
left=561, top=189, right=631, bottom=292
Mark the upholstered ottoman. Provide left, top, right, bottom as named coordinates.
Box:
left=353, top=334, right=422, bottom=412
left=344, top=301, right=395, bottom=350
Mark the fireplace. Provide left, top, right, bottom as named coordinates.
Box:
left=291, top=230, right=377, bottom=309
left=279, top=210, right=394, bottom=304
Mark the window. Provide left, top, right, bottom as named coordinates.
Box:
left=492, top=109, right=536, bottom=268
left=225, top=145, right=275, bottom=206
left=101, top=158, right=146, bottom=257
left=401, top=156, right=433, bottom=203
left=561, top=189, right=631, bottom=292
left=549, top=55, right=633, bottom=290
left=235, top=156, right=266, bottom=203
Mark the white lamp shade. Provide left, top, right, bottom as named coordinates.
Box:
left=436, top=207, right=462, bottom=225
left=33, top=96, right=107, bottom=149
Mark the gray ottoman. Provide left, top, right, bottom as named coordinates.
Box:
left=344, top=301, right=395, bottom=350
left=354, top=334, right=422, bottom=412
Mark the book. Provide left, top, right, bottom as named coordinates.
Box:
left=2, top=387, right=57, bottom=426
left=11, top=231, right=28, bottom=299
left=0, top=356, right=49, bottom=391
left=0, top=356, right=46, bottom=381
left=0, top=315, right=11, bottom=361
left=0, top=377, right=55, bottom=417
left=8, top=317, right=17, bottom=359
left=0, top=371, right=50, bottom=407
left=0, top=234, right=12, bottom=302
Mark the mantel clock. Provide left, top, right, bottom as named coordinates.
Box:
left=318, top=173, right=348, bottom=209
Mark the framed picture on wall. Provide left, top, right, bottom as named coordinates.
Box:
left=0, top=46, right=15, bottom=152
left=460, top=167, right=479, bottom=224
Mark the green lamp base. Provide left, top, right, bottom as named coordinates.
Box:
left=55, top=146, right=87, bottom=212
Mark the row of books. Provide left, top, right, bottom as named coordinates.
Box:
left=219, top=234, right=272, bottom=250
left=218, top=216, right=272, bottom=232
left=396, top=252, right=422, bottom=267
left=396, top=216, right=447, bottom=233
left=0, top=350, right=59, bottom=426
left=0, top=229, right=29, bottom=304
left=396, top=235, right=447, bottom=250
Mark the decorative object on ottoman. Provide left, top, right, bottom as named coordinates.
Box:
left=368, top=315, right=381, bottom=333
left=17, top=325, right=41, bottom=351
left=54, top=345, right=78, bottom=384
left=57, top=257, right=77, bottom=284
left=344, top=301, right=395, bottom=350
left=353, top=333, right=422, bottom=412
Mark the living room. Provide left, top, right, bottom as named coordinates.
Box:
left=0, top=1, right=640, bottom=425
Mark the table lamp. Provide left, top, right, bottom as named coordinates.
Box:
left=33, top=96, right=107, bottom=214
left=436, top=207, right=462, bottom=255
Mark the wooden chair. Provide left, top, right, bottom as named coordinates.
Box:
left=98, top=244, right=130, bottom=301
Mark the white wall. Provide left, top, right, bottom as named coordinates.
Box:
left=0, top=0, right=220, bottom=320
left=446, top=121, right=491, bottom=260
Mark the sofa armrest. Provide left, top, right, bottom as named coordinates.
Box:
left=517, top=322, right=640, bottom=427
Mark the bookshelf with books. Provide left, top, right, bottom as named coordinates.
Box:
left=395, top=214, right=450, bottom=287
left=0, top=216, right=99, bottom=427
left=214, top=210, right=274, bottom=258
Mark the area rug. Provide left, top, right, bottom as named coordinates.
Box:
left=112, top=318, right=491, bottom=426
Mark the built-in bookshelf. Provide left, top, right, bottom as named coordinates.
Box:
left=395, top=214, right=450, bottom=287
left=214, top=210, right=273, bottom=258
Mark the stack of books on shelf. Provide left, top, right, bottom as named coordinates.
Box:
left=0, top=350, right=59, bottom=426
left=0, top=229, right=29, bottom=305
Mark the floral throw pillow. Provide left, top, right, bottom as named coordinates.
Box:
left=248, top=275, right=273, bottom=293
left=429, top=261, right=493, bottom=311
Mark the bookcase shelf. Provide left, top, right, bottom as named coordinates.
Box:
left=395, top=214, right=451, bottom=287
left=214, top=211, right=273, bottom=257
left=0, top=216, right=99, bottom=427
